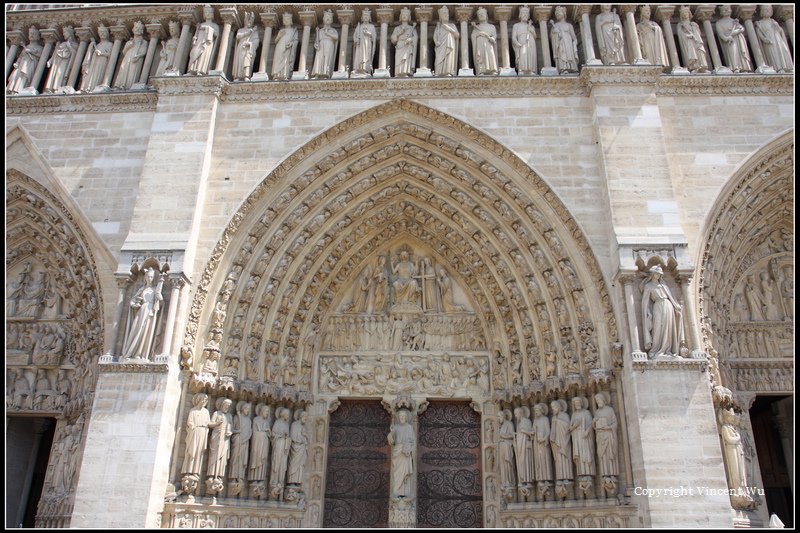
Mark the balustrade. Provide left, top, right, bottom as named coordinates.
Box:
left=6, top=4, right=795, bottom=96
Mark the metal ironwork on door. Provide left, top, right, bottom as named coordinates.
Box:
left=323, top=401, right=391, bottom=528
left=417, top=402, right=483, bottom=528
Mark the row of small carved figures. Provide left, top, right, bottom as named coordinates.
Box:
left=177, top=393, right=309, bottom=502
left=7, top=5, right=794, bottom=96
left=7, top=366, right=73, bottom=411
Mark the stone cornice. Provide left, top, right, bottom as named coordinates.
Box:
left=580, top=65, right=667, bottom=92
left=5, top=5, right=183, bottom=29
left=6, top=91, right=157, bottom=115
left=657, top=73, right=795, bottom=95
left=151, top=74, right=227, bottom=96
left=632, top=358, right=708, bottom=371
left=98, top=360, right=170, bottom=373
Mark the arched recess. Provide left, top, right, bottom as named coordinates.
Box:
left=181, top=99, right=619, bottom=400
left=697, top=129, right=793, bottom=398
left=6, top=140, right=112, bottom=526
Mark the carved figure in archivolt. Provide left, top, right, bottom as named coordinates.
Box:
left=569, top=396, right=594, bottom=478
left=44, top=26, right=79, bottom=92
left=716, top=5, right=752, bottom=72
left=121, top=267, right=164, bottom=360
left=287, top=410, right=308, bottom=485
left=188, top=4, right=219, bottom=75
left=7, top=27, right=42, bottom=93
left=80, top=25, right=113, bottom=91
left=498, top=409, right=516, bottom=489
left=512, top=6, right=537, bottom=75
left=677, top=6, right=708, bottom=73
left=550, top=6, right=578, bottom=73
left=229, top=401, right=252, bottom=484
left=248, top=404, right=272, bottom=483
left=272, top=12, right=299, bottom=80
left=353, top=8, right=377, bottom=76
left=391, top=7, right=417, bottom=77
left=388, top=409, right=416, bottom=498
left=156, top=20, right=181, bottom=76
left=513, top=406, right=534, bottom=486
left=593, top=392, right=618, bottom=496
left=434, top=5, right=459, bottom=76
left=311, top=10, right=338, bottom=79
left=595, top=5, right=626, bottom=65
left=232, top=12, right=260, bottom=81
left=755, top=4, right=794, bottom=73
left=471, top=7, right=499, bottom=75
left=637, top=5, right=669, bottom=66
left=270, top=407, right=292, bottom=496
left=641, top=265, right=683, bottom=358
left=207, top=398, right=233, bottom=481
left=114, top=21, right=148, bottom=89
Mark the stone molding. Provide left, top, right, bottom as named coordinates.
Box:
left=631, top=358, right=708, bottom=371
left=97, top=360, right=170, bottom=374
left=6, top=91, right=158, bottom=115
left=656, top=73, right=794, bottom=95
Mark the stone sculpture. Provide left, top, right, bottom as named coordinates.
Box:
left=248, top=404, right=271, bottom=485
left=232, top=12, right=260, bottom=81
left=498, top=409, right=516, bottom=489
left=744, top=273, right=765, bottom=320
left=595, top=5, right=626, bottom=65
left=471, top=7, right=499, bottom=75
left=80, top=25, right=113, bottom=91
left=513, top=406, right=534, bottom=486
left=310, top=10, right=338, bottom=79
left=569, top=396, right=594, bottom=485
left=392, top=250, right=419, bottom=306
left=512, top=6, right=537, bottom=75
left=676, top=6, right=709, bottom=73
left=181, top=393, right=210, bottom=495
left=206, top=398, right=234, bottom=491
left=593, top=392, right=618, bottom=497
left=391, top=7, right=417, bottom=77
left=719, top=408, right=756, bottom=509
left=550, top=6, right=578, bottom=73
left=716, top=5, right=752, bottom=72
left=353, top=8, right=377, bottom=76
left=270, top=407, right=292, bottom=497
left=114, top=21, right=148, bottom=89
left=755, top=4, right=794, bottom=73
left=156, top=20, right=181, bottom=76
left=121, top=267, right=164, bottom=360
left=641, top=265, right=683, bottom=358
left=433, top=5, right=459, bottom=76
left=637, top=5, right=669, bottom=66
left=188, top=4, right=219, bottom=75
left=549, top=399, right=572, bottom=498
left=272, top=12, right=299, bottom=81
left=229, top=401, right=252, bottom=484
left=532, top=403, right=553, bottom=486
left=287, top=410, right=308, bottom=485
left=7, top=27, right=43, bottom=94
left=44, top=26, right=79, bottom=92
left=388, top=409, right=416, bottom=498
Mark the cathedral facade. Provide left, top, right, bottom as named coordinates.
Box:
left=5, top=3, right=794, bottom=529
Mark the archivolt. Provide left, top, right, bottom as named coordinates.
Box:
left=183, top=100, right=617, bottom=395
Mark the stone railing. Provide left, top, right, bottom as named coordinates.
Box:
left=5, top=4, right=795, bottom=96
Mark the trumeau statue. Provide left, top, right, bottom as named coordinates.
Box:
left=676, top=6, right=709, bottom=73
left=755, top=4, right=794, bottom=73
left=353, top=8, right=377, bottom=76
left=310, top=10, right=338, bottom=79
left=388, top=409, right=416, bottom=498
left=595, top=5, right=626, bottom=65
left=113, top=21, right=148, bottom=89
left=512, top=6, right=537, bottom=75
left=121, top=267, right=164, bottom=361
left=188, top=4, right=219, bottom=75
left=232, top=12, right=260, bottom=81
left=641, top=265, right=684, bottom=359
left=156, top=20, right=181, bottom=76
left=80, top=25, right=113, bottom=92
left=471, top=7, right=499, bottom=76
left=272, top=12, right=299, bottom=80
left=550, top=6, right=578, bottom=74
left=391, top=7, right=417, bottom=77
left=7, top=27, right=42, bottom=94
left=637, top=5, right=669, bottom=67
left=715, top=5, right=752, bottom=73
left=44, top=26, right=79, bottom=92
left=433, top=5, right=459, bottom=76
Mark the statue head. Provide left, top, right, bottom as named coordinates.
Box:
left=680, top=6, right=692, bottom=21
left=169, top=20, right=180, bottom=37
left=396, top=409, right=410, bottom=423
left=648, top=264, right=664, bottom=279
left=239, top=401, right=251, bottom=415
left=554, top=6, right=566, bottom=21
left=245, top=11, right=255, bottom=27
left=323, top=10, right=333, bottom=25
left=28, top=26, right=41, bottom=42
left=438, top=5, right=450, bottom=22
left=63, top=25, right=75, bottom=40
left=203, top=4, right=214, bottom=21
left=519, top=6, right=530, bottom=22
left=98, top=24, right=110, bottom=40
left=144, top=267, right=156, bottom=285
left=533, top=403, right=547, bottom=417
left=718, top=5, right=732, bottom=17
left=400, top=7, right=411, bottom=23
left=133, top=20, right=144, bottom=36
left=361, top=8, right=372, bottom=23
left=477, top=7, right=488, bottom=22
left=572, top=395, right=586, bottom=410
left=193, top=392, right=209, bottom=408
left=220, top=398, right=233, bottom=412
left=594, top=391, right=610, bottom=408
left=639, top=5, right=651, bottom=19
left=282, top=12, right=293, bottom=27
left=759, top=4, right=773, bottom=18
left=550, top=400, right=561, bottom=414
left=600, top=4, right=611, bottom=13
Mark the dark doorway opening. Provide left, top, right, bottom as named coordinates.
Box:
left=6, top=417, right=56, bottom=528
left=750, top=395, right=793, bottom=528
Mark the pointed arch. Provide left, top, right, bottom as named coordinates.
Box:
left=182, top=99, right=619, bottom=400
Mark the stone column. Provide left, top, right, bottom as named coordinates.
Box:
left=6, top=29, right=25, bottom=80
left=23, top=27, right=58, bottom=94
left=619, top=5, right=646, bottom=64
left=67, top=27, right=93, bottom=90
left=494, top=5, right=515, bottom=76
left=655, top=5, right=684, bottom=73
left=98, top=25, right=129, bottom=91
left=212, top=7, right=240, bottom=77
left=620, top=273, right=647, bottom=361
left=176, top=8, right=198, bottom=75
left=535, top=6, right=557, bottom=75
left=414, top=6, right=433, bottom=77
left=374, top=6, right=393, bottom=78
left=737, top=5, right=776, bottom=74
left=159, top=274, right=185, bottom=359
left=134, top=22, right=163, bottom=89
left=333, top=8, right=353, bottom=79
left=678, top=272, right=706, bottom=359
left=292, top=9, right=315, bottom=80
left=252, top=11, right=276, bottom=81
left=573, top=5, right=602, bottom=65
left=776, top=6, right=795, bottom=50
left=694, top=6, right=729, bottom=73
left=103, top=275, right=132, bottom=361
left=455, top=6, right=474, bottom=76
